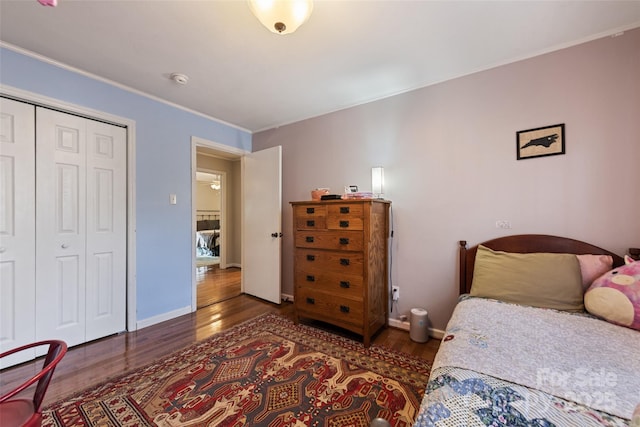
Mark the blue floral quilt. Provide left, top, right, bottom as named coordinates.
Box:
left=413, top=297, right=638, bottom=426
left=414, top=366, right=630, bottom=427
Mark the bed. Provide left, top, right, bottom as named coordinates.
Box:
left=196, top=211, right=220, bottom=257
left=414, top=234, right=640, bottom=427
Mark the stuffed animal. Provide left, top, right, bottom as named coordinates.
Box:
left=584, top=255, right=640, bottom=331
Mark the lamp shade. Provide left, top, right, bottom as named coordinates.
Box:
left=248, top=0, right=313, bottom=35
left=371, top=166, right=384, bottom=198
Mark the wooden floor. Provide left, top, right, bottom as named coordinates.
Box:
left=1, top=276, right=440, bottom=408
left=196, top=264, right=242, bottom=308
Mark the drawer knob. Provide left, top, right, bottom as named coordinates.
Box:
left=306, top=275, right=315, bottom=282
left=340, top=207, right=350, bottom=214
left=340, top=305, right=350, bottom=313
left=306, top=254, right=316, bottom=261
left=339, top=220, right=349, bottom=228
left=307, top=220, right=315, bottom=227
left=306, top=207, right=315, bottom=214
left=306, top=297, right=315, bottom=304
left=305, top=236, right=314, bottom=243
left=340, top=258, right=350, bottom=266
left=340, top=281, right=350, bottom=288
left=339, top=237, right=349, bottom=245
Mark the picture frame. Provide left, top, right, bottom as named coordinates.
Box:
left=516, top=123, right=565, bottom=160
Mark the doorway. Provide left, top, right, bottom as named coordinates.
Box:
left=195, top=169, right=240, bottom=307
left=191, top=137, right=283, bottom=311
left=195, top=171, right=222, bottom=269
left=193, top=141, right=244, bottom=309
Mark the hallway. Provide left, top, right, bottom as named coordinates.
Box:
left=196, top=265, right=242, bottom=308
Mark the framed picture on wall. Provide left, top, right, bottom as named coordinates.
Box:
left=516, top=123, right=565, bottom=160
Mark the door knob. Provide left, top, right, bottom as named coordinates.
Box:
left=0, top=247, right=6, bottom=253
left=61, top=244, right=69, bottom=249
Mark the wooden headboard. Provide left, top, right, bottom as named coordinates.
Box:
left=459, top=234, right=625, bottom=294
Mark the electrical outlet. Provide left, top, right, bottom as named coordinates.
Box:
left=392, top=286, right=399, bottom=301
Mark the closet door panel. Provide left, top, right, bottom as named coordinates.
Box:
left=85, top=120, right=126, bottom=341
left=0, top=98, right=36, bottom=367
left=35, top=108, right=87, bottom=347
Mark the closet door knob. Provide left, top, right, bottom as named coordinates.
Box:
left=0, top=247, right=6, bottom=253
left=61, top=244, right=69, bottom=249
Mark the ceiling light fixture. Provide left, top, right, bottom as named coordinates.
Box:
left=248, top=0, right=313, bottom=35
left=210, top=174, right=221, bottom=190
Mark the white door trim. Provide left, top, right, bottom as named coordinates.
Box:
left=1, top=84, right=138, bottom=332
left=190, top=136, right=249, bottom=311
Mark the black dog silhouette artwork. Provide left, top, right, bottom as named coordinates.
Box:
left=521, top=133, right=559, bottom=149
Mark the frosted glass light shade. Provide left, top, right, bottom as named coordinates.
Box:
left=372, top=167, right=384, bottom=198
left=248, top=0, right=313, bottom=35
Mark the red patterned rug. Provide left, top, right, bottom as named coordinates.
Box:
left=43, top=314, right=430, bottom=426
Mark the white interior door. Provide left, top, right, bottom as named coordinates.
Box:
left=36, top=108, right=88, bottom=347
left=242, top=146, right=282, bottom=304
left=0, top=98, right=36, bottom=367
left=85, top=119, right=127, bottom=341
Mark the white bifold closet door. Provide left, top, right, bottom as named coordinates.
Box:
left=35, top=107, right=127, bottom=347
left=0, top=98, right=37, bottom=367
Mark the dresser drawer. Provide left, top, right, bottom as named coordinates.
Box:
left=294, top=270, right=363, bottom=297
left=296, top=288, right=363, bottom=326
left=295, top=249, right=364, bottom=275
left=327, top=204, right=364, bottom=230
left=295, top=231, right=363, bottom=251
left=295, top=216, right=326, bottom=230
left=294, top=204, right=327, bottom=219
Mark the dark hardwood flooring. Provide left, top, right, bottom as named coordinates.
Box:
left=196, top=264, right=242, bottom=308
left=1, top=268, right=440, bottom=408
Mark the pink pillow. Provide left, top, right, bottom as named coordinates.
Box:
left=584, top=256, right=640, bottom=331
left=576, top=254, right=613, bottom=290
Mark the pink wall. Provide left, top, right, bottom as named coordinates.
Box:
left=253, top=28, right=640, bottom=333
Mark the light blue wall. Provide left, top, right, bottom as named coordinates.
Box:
left=0, top=47, right=252, bottom=322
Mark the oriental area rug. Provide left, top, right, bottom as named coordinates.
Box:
left=43, top=314, right=431, bottom=427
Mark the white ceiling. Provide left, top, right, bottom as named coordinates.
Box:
left=1, top=1, right=639, bottom=133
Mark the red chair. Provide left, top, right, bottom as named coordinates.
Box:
left=0, top=340, right=67, bottom=427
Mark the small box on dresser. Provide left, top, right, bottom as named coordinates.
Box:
left=290, top=199, right=391, bottom=347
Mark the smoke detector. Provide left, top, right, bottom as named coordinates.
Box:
left=169, top=73, right=189, bottom=85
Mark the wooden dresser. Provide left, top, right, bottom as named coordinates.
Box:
left=290, top=199, right=391, bottom=347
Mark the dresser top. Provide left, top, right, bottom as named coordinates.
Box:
left=290, top=199, right=391, bottom=205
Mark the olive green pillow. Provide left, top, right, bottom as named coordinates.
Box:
left=470, top=245, right=584, bottom=311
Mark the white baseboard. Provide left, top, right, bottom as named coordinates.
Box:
left=388, top=318, right=410, bottom=331
left=137, top=305, right=191, bottom=330
left=430, top=328, right=445, bottom=340
left=387, top=318, right=445, bottom=339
